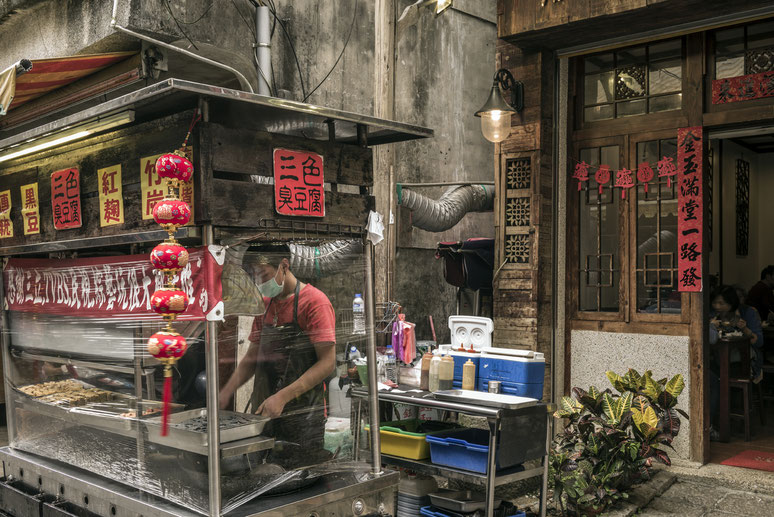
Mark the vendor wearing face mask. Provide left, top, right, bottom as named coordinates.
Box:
left=219, top=244, right=336, bottom=449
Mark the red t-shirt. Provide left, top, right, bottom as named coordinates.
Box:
left=249, top=284, right=336, bottom=345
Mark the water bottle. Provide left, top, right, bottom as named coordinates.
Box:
left=348, top=345, right=361, bottom=362
left=385, top=345, right=398, bottom=383
left=429, top=354, right=442, bottom=392
left=353, top=293, right=366, bottom=335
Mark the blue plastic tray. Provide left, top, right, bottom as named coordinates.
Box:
left=420, top=506, right=525, bottom=517
left=425, top=428, right=520, bottom=474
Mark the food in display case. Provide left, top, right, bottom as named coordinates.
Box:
left=18, top=381, right=115, bottom=407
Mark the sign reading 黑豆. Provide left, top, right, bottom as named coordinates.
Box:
left=677, top=127, right=703, bottom=292
left=51, top=168, right=82, bottom=230
left=21, top=183, right=40, bottom=235
left=273, top=148, right=325, bottom=217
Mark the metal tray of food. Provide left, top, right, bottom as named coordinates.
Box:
left=145, top=409, right=270, bottom=450
left=431, top=389, right=538, bottom=409
left=429, top=490, right=502, bottom=513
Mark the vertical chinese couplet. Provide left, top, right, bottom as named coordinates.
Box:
left=51, top=168, right=82, bottom=230
left=98, top=165, right=124, bottom=227
left=677, top=127, right=703, bottom=292
left=273, top=148, right=325, bottom=217
left=20, top=183, right=40, bottom=235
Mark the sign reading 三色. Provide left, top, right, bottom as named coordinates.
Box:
left=273, top=148, right=325, bottom=217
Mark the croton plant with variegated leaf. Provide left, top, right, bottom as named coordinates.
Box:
left=549, top=369, right=686, bottom=517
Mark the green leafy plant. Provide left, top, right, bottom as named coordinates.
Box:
left=550, top=369, right=686, bottom=516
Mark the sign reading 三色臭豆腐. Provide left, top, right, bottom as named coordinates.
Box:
left=51, top=168, right=82, bottom=230
left=273, top=148, right=325, bottom=217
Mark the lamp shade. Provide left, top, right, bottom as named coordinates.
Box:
left=475, top=84, right=517, bottom=143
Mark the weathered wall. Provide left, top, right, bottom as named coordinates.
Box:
left=570, top=330, right=692, bottom=459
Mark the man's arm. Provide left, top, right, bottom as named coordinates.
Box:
left=219, top=340, right=261, bottom=409
left=257, top=341, right=335, bottom=417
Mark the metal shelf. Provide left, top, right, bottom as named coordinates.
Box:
left=381, top=455, right=543, bottom=487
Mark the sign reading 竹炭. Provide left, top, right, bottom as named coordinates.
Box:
left=273, top=148, right=325, bottom=217
left=98, top=164, right=124, bottom=227
left=51, top=168, right=82, bottom=230
left=677, top=126, right=703, bottom=293
left=141, top=147, right=194, bottom=222
left=0, top=189, right=13, bottom=239
left=20, top=183, right=39, bottom=235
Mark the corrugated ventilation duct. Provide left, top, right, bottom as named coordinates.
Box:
left=398, top=184, right=495, bottom=232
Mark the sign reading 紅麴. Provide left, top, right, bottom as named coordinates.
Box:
left=677, top=127, right=703, bottom=292
left=273, top=148, right=325, bottom=217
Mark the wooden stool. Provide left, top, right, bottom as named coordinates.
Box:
left=729, top=377, right=766, bottom=442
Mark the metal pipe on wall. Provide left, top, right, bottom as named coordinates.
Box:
left=364, top=241, right=381, bottom=474
left=255, top=5, right=273, bottom=96
left=204, top=223, right=222, bottom=516
left=0, top=263, right=16, bottom=445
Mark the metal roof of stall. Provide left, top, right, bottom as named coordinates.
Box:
left=0, top=79, right=433, bottom=152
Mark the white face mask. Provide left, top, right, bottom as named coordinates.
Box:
left=256, top=265, right=284, bottom=298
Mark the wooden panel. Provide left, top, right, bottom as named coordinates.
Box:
left=0, top=113, right=192, bottom=252
left=569, top=318, right=690, bottom=336
left=209, top=179, right=373, bottom=229
left=209, top=124, right=373, bottom=186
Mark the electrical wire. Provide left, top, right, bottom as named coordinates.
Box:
left=230, top=0, right=257, bottom=34
left=302, top=0, right=358, bottom=103
left=266, top=2, right=307, bottom=100
left=169, top=2, right=214, bottom=24
left=162, top=0, right=200, bottom=51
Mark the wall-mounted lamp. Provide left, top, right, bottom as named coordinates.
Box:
left=474, top=68, right=523, bottom=143
left=0, top=110, right=135, bottom=164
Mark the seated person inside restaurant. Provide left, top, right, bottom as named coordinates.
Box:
left=748, top=265, right=774, bottom=324
left=708, top=285, right=764, bottom=439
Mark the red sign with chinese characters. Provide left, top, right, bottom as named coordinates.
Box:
left=273, top=148, right=325, bottom=217
left=712, top=71, right=774, bottom=105
left=677, top=127, right=703, bottom=293
left=51, top=168, right=82, bottom=230
left=3, top=248, right=222, bottom=320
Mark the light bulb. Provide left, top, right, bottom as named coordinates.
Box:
left=480, top=111, right=512, bottom=143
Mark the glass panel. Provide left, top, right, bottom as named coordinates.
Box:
left=585, top=105, right=614, bottom=122
left=617, top=99, right=647, bottom=117
left=649, top=59, right=682, bottom=94
left=649, top=93, right=682, bottom=113
left=579, top=146, right=620, bottom=312
left=584, top=71, right=614, bottom=104
left=636, top=139, right=680, bottom=314
left=649, top=39, right=682, bottom=61
left=617, top=46, right=646, bottom=66
left=747, top=21, right=774, bottom=50
left=715, top=27, right=745, bottom=55
left=716, top=55, right=744, bottom=79
left=585, top=53, right=615, bottom=73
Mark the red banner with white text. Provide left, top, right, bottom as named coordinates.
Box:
left=3, top=248, right=222, bottom=320
left=677, top=127, right=703, bottom=292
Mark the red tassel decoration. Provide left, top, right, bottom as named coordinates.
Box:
left=161, top=365, right=173, bottom=436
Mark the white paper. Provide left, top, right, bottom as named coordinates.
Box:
left=367, top=210, right=385, bottom=245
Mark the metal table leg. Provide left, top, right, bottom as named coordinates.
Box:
left=354, top=398, right=363, bottom=462
left=540, top=411, right=550, bottom=517
left=485, top=415, right=499, bottom=517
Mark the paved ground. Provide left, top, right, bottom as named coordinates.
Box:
left=639, top=477, right=774, bottom=516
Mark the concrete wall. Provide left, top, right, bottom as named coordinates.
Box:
left=570, top=330, right=692, bottom=460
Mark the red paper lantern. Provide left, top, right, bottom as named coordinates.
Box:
left=151, top=288, right=189, bottom=316
left=147, top=330, right=189, bottom=360
left=155, top=152, right=194, bottom=183
left=150, top=242, right=189, bottom=272
left=152, top=198, right=191, bottom=230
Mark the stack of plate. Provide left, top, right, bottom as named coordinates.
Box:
left=397, top=491, right=430, bottom=517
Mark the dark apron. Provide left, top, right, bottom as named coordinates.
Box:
left=249, top=283, right=326, bottom=449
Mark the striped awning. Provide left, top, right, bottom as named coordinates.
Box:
left=2, top=51, right=137, bottom=114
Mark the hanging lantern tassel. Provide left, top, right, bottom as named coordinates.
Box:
left=161, top=362, right=173, bottom=436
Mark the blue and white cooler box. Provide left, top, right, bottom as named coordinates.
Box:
left=447, top=316, right=493, bottom=389
left=477, top=348, right=545, bottom=400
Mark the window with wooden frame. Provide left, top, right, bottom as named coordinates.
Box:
left=582, top=39, right=683, bottom=122
left=713, top=19, right=774, bottom=79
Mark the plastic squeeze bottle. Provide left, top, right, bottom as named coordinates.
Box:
left=462, top=359, right=476, bottom=390
left=420, top=352, right=433, bottom=391
left=429, top=354, right=442, bottom=392
left=438, top=356, right=454, bottom=391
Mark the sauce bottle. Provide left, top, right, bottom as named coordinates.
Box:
left=429, top=354, right=442, bottom=392
left=462, top=359, right=476, bottom=390
left=438, top=356, right=454, bottom=391
left=420, top=352, right=433, bottom=391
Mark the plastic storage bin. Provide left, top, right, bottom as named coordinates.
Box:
left=366, top=419, right=460, bottom=460
left=420, top=506, right=525, bottom=517
left=425, top=428, right=523, bottom=474
left=448, top=316, right=492, bottom=389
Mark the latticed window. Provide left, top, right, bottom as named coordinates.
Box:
left=583, top=39, right=683, bottom=122
left=714, top=20, right=774, bottom=79
left=634, top=138, right=680, bottom=314
left=578, top=145, right=620, bottom=312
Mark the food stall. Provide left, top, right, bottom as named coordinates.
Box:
left=0, top=79, right=432, bottom=517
